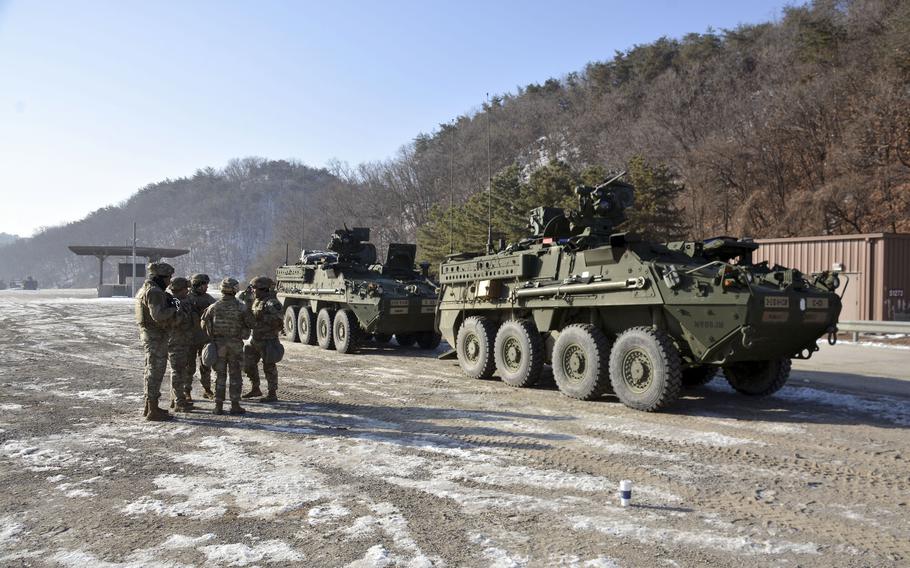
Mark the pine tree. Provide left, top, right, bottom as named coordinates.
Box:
left=621, top=156, right=688, bottom=241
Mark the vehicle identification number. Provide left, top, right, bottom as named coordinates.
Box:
left=764, top=296, right=789, bottom=309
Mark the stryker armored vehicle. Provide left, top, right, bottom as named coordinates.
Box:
left=276, top=227, right=440, bottom=353
left=437, top=174, right=842, bottom=412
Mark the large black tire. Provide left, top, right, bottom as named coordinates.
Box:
left=316, top=308, right=335, bottom=350
left=297, top=306, right=317, bottom=346
left=395, top=333, right=416, bottom=348
left=609, top=327, right=682, bottom=412
left=283, top=306, right=300, bottom=343
left=552, top=324, right=611, bottom=400
left=494, top=319, right=544, bottom=388
left=723, top=359, right=791, bottom=396
left=682, top=366, right=716, bottom=388
left=416, top=331, right=442, bottom=350
left=373, top=333, right=392, bottom=344
left=333, top=308, right=360, bottom=354
left=455, top=316, right=497, bottom=380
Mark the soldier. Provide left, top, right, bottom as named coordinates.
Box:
left=187, top=273, right=216, bottom=400
left=135, top=262, right=178, bottom=421
left=242, top=276, right=284, bottom=402
left=166, top=277, right=195, bottom=413
left=200, top=278, right=254, bottom=415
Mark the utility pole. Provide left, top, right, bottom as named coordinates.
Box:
left=131, top=222, right=137, bottom=297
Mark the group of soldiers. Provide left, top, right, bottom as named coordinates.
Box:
left=134, top=262, right=285, bottom=421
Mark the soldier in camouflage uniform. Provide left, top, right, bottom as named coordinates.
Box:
left=135, top=262, right=178, bottom=421
left=187, top=273, right=216, bottom=400
left=167, top=277, right=195, bottom=413
left=242, top=276, right=284, bottom=402
left=200, top=277, right=254, bottom=415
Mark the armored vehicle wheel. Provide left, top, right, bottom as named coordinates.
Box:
left=455, top=316, right=497, bottom=380
left=283, top=306, right=300, bottom=343
left=609, top=327, right=682, bottom=412
left=552, top=324, right=611, bottom=400
left=494, top=320, right=544, bottom=388
left=395, top=333, right=416, bottom=347
left=373, top=333, right=392, bottom=344
left=297, top=306, right=317, bottom=346
left=333, top=308, right=360, bottom=354
left=682, top=366, right=716, bottom=388
left=723, top=358, right=791, bottom=396
left=416, top=331, right=442, bottom=350
left=316, top=308, right=335, bottom=350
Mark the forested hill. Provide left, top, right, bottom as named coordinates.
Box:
left=0, top=159, right=352, bottom=287
left=3, top=0, right=908, bottom=285
left=326, top=0, right=910, bottom=266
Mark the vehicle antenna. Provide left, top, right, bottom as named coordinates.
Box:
left=285, top=243, right=289, bottom=265
left=449, top=119, right=456, bottom=255
left=486, top=92, right=493, bottom=254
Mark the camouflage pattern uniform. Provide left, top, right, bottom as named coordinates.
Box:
left=135, top=262, right=177, bottom=421
left=243, top=276, right=284, bottom=402
left=167, top=277, right=195, bottom=412
left=201, top=278, right=254, bottom=415
left=187, top=273, right=216, bottom=399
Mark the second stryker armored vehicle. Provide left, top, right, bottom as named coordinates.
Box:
left=437, top=175, right=842, bottom=412
left=276, top=227, right=440, bottom=353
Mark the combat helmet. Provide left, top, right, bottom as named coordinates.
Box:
left=169, top=277, right=190, bottom=291
left=250, top=276, right=274, bottom=290
left=191, top=273, right=210, bottom=286
left=148, top=262, right=175, bottom=277
left=220, top=277, right=240, bottom=295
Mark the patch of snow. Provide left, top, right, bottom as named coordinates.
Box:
left=0, top=403, right=23, bottom=410
left=199, top=540, right=304, bottom=566
left=307, top=502, right=352, bottom=525
left=161, top=533, right=216, bottom=548
left=587, top=420, right=759, bottom=448
left=0, top=515, right=24, bottom=543
left=571, top=515, right=819, bottom=556
left=469, top=533, right=528, bottom=568
left=345, top=544, right=392, bottom=567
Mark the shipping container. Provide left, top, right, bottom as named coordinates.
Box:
left=754, top=233, right=910, bottom=321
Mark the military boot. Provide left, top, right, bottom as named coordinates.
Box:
left=242, top=385, right=263, bottom=399
left=142, top=398, right=149, bottom=417
left=146, top=401, right=174, bottom=422
left=185, top=390, right=193, bottom=403
left=213, top=401, right=224, bottom=415
left=229, top=401, right=246, bottom=415
left=202, top=387, right=215, bottom=400
left=175, top=400, right=194, bottom=412
left=260, top=390, right=278, bottom=403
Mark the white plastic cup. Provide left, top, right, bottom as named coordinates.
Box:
left=619, top=479, right=632, bottom=507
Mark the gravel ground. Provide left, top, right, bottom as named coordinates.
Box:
left=1, top=289, right=908, bottom=568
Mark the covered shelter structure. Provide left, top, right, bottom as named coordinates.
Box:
left=68, top=245, right=189, bottom=297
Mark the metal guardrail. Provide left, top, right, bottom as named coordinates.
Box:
left=836, top=320, right=910, bottom=342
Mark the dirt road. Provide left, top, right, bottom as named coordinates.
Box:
left=1, top=290, right=908, bottom=567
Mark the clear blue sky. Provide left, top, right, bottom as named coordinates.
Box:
left=0, top=0, right=792, bottom=237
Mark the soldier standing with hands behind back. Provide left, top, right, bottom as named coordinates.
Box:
left=242, top=276, right=284, bottom=402
left=135, top=262, right=177, bottom=421
left=201, top=278, right=254, bottom=415
left=187, top=273, right=216, bottom=400
left=166, top=277, right=195, bottom=413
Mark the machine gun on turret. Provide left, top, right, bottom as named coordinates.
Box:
left=527, top=172, right=635, bottom=248
left=326, top=227, right=377, bottom=266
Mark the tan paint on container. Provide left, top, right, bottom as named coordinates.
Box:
left=753, top=233, right=910, bottom=321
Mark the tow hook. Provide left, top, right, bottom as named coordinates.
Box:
left=827, top=326, right=838, bottom=346
left=740, top=326, right=755, bottom=349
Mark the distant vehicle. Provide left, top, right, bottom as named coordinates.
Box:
left=22, top=276, right=38, bottom=290
left=276, top=227, right=440, bottom=353
left=0, top=280, right=6, bottom=290
left=437, top=174, right=842, bottom=412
